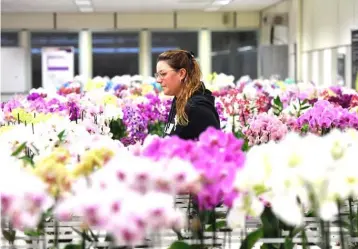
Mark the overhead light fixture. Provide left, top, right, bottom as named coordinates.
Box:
left=212, top=0, right=231, bottom=5
left=75, top=0, right=91, bottom=5
left=79, top=7, right=94, bottom=12
left=204, top=6, right=220, bottom=11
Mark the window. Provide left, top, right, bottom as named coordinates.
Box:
left=151, top=32, right=198, bottom=76
left=31, top=32, right=79, bottom=88
left=1, top=31, right=19, bottom=47
left=337, top=52, right=346, bottom=85
left=92, top=32, right=139, bottom=77
left=211, top=31, right=258, bottom=80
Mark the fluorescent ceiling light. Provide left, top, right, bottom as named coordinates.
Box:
left=79, top=7, right=93, bottom=12
left=212, top=0, right=231, bottom=5
left=75, top=0, right=91, bottom=6
left=204, top=6, right=220, bottom=11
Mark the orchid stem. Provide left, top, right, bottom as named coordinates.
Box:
left=54, top=218, right=59, bottom=249
left=81, top=230, right=86, bottom=249
left=349, top=198, right=354, bottom=236
left=337, top=200, right=345, bottom=249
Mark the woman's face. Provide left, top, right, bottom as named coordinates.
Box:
left=156, top=61, right=185, bottom=96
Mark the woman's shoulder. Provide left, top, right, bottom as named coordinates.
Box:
left=187, top=87, right=215, bottom=109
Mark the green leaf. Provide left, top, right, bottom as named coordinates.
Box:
left=301, top=124, right=309, bottom=133
left=239, top=227, right=263, bottom=249
left=206, top=220, right=227, bottom=231
left=2, top=229, right=16, bottom=243
left=289, top=226, right=304, bottom=237
left=63, top=244, right=82, bottom=249
left=24, top=229, right=43, bottom=237
left=278, top=221, right=294, bottom=232
left=215, top=211, right=228, bottom=219
left=57, top=130, right=66, bottom=141
left=19, top=155, right=34, bottom=167
left=11, top=142, right=27, bottom=156
left=300, top=105, right=310, bottom=110
left=71, top=227, right=92, bottom=241
left=273, top=96, right=280, bottom=106
left=168, top=241, right=191, bottom=249
left=260, top=207, right=280, bottom=238
left=300, top=229, right=309, bottom=249
left=284, top=238, right=294, bottom=249
left=272, top=96, right=283, bottom=116
left=199, top=210, right=215, bottom=225
left=148, top=122, right=165, bottom=137
left=109, top=118, right=127, bottom=140
left=188, top=245, right=204, bottom=249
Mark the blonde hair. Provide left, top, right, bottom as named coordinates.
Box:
left=157, top=49, right=202, bottom=126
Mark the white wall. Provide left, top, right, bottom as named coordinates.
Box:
left=302, top=0, right=358, bottom=51
left=1, top=12, right=260, bottom=30
left=302, top=0, right=358, bottom=87
left=261, top=0, right=358, bottom=87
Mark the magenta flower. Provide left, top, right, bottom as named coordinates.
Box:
left=141, top=127, right=246, bottom=209
left=296, top=100, right=358, bottom=134
left=243, top=113, right=288, bottom=146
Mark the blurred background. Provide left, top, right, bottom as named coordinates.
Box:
left=1, top=0, right=358, bottom=100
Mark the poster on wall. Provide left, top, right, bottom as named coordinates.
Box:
left=352, top=30, right=358, bottom=91
left=41, top=47, right=74, bottom=91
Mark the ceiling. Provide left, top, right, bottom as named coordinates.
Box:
left=1, top=0, right=283, bottom=12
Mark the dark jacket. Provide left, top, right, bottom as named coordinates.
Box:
left=163, top=85, right=220, bottom=140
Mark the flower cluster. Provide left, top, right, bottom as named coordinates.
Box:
left=141, top=127, right=246, bottom=209
left=0, top=157, right=53, bottom=229
left=54, top=150, right=200, bottom=246
left=121, top=105, right=148, bottom=146
left=243, top=113, right=288, bottom=146
left=228, top=129, right=358, bottom=228
left=296, top=100, right=358, bottom=134
left=320, top=86, right=358, bottom=109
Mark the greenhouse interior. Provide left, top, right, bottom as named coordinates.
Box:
left=1, top=0, right=358, bottom=248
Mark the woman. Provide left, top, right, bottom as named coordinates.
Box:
left=155, top=49, right=220, bottom=140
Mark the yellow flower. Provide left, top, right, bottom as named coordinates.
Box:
left=277, top=81, right=286, bottom=91
left=11, top=108, right=32, bottom=123
left=84, top=80, right=95, bottom=91
left=103, top=94, right=118, bottom=105
left=0, top=125, right=14, bottom=135
left=206, top=72, right=217, bottom=82
left=33, top=147, right=72, bottom=196
left=71, top=148, right=114, bottom=178
left=141, top=84, right=154, bottom=95
left=94, top=80, right=106, bottom=89
left=10, top=108, right=57, bottom=124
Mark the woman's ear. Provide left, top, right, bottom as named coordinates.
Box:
left=178, top=68, right=187, bottom=81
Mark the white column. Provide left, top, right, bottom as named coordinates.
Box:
left=139, top=29, right=152, bottom=78
left=318, top=50, right=325, bottom=86
left=198, top=29, right=211, bottom=80
left=301, top=52, right=311, bottom=82
left=322, top=48, right=337, bottom=86
left=296, top=0, right=303, bottom=81
left=79, top=30, right=92, bottom=80
left=19, top=30, right=32, bottom=91
left=311, top=51, right=319, bottom=85
left=346, top=45, right=352, bottom=88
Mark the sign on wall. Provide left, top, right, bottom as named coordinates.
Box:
left=352, top=30, right=358, bottom=90
left=41, top=47, right=74, bottom=91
